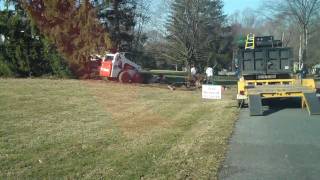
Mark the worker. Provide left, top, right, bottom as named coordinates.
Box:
left=299, top=63, right=307, bottom=79
left=302, top=63, right=308, bottom=78
left=191, top=65, right=197, bottom=77
left=293, top=63, right=299, bottom=74
left=205, top=66, right=213, bottom=84
left=234, top=58, right=240, bottom=79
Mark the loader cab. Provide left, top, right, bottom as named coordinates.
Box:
left=100, top=53, right=126, bottom=78
left=100, top=54, right=117, bottom=78
left=99, top=52, right=142, bottom=80
left=105, top=55, right=114, bottom=62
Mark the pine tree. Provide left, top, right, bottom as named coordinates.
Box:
left=95, top=0, right=136, bottom=51
left=23, top=0, right=112, bottom=77
left=0, top=1, right=70, bottom=77
left=166, top=0, right=228, bottom=72
left=93, top=0, right=153, bottom=68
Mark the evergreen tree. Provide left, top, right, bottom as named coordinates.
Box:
left=93, top=0, right=153, bottom=67
left=94, top=0, right=136, bottom=51
left=23, top=0, right=112, bottom=77
left=165, top=0, right=230, bottom=72
left=0, top=1, right=70, bottom=77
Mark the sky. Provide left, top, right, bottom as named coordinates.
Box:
left=0, top=1, right=4, bottom=9
left=0, top=0, right=262, bottom=32
left=148, top=0, right=263, bottom=16
left=223, top=0, right=262, bottom=15
left=0, top=1, right=11, bottom=10
left=0, top=0, right=262, bottom=15
left=147, top=0, right=263, bottom=31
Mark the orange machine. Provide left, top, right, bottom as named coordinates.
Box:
left=99, top=52, right=144, bottom=83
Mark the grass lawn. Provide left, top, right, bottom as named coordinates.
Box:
left=0, top=79, right=238, bottom=179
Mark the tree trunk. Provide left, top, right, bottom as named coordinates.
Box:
left=113, top=0, right=120, bottom=50
left=302, top=25, right=308, bottom=65
left=299, top=35, right=302, bottom=68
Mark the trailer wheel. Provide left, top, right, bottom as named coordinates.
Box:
left=119, top=71, right=132, bottom=83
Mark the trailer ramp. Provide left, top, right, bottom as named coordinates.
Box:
left=303, top=93, right=320, bottom=115
left=245, top=82, right=318, bottom=116
left=248, top=95, right=263, bottom=116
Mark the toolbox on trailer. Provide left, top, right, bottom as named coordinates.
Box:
left=238, top=48, right=293, bottom=76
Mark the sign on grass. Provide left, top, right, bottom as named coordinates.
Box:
left=202, top=85, right=222, bottom=100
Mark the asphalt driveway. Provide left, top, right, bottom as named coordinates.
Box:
left=219, top=99, right=320, bottom=180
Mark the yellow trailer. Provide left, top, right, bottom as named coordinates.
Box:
left=236, top=34, right=320, bottom=116
left=237, top=78, right=320, bottom=115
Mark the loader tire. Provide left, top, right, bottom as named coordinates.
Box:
left=132, top=73, right=143, bottom=83
left=119, top=71, right=132, bottom=83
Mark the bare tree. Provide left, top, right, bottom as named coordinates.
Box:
left=229, top=8, right=264, bottom=35
left=132, top=0, right=151, bottom=50
left=263, top=0, right=320, bottom=65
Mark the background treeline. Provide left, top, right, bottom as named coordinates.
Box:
left=229, top=0, right=320, bottom=67
left=1, top=0, right=319, bottom=78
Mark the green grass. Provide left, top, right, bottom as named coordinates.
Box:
left=0, top=79, right=238, bottom=179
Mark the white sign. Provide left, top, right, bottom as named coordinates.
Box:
left=202, top=85, right=222, bottom=100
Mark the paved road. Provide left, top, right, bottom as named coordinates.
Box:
left=219, top=100, right=320, bottom=180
